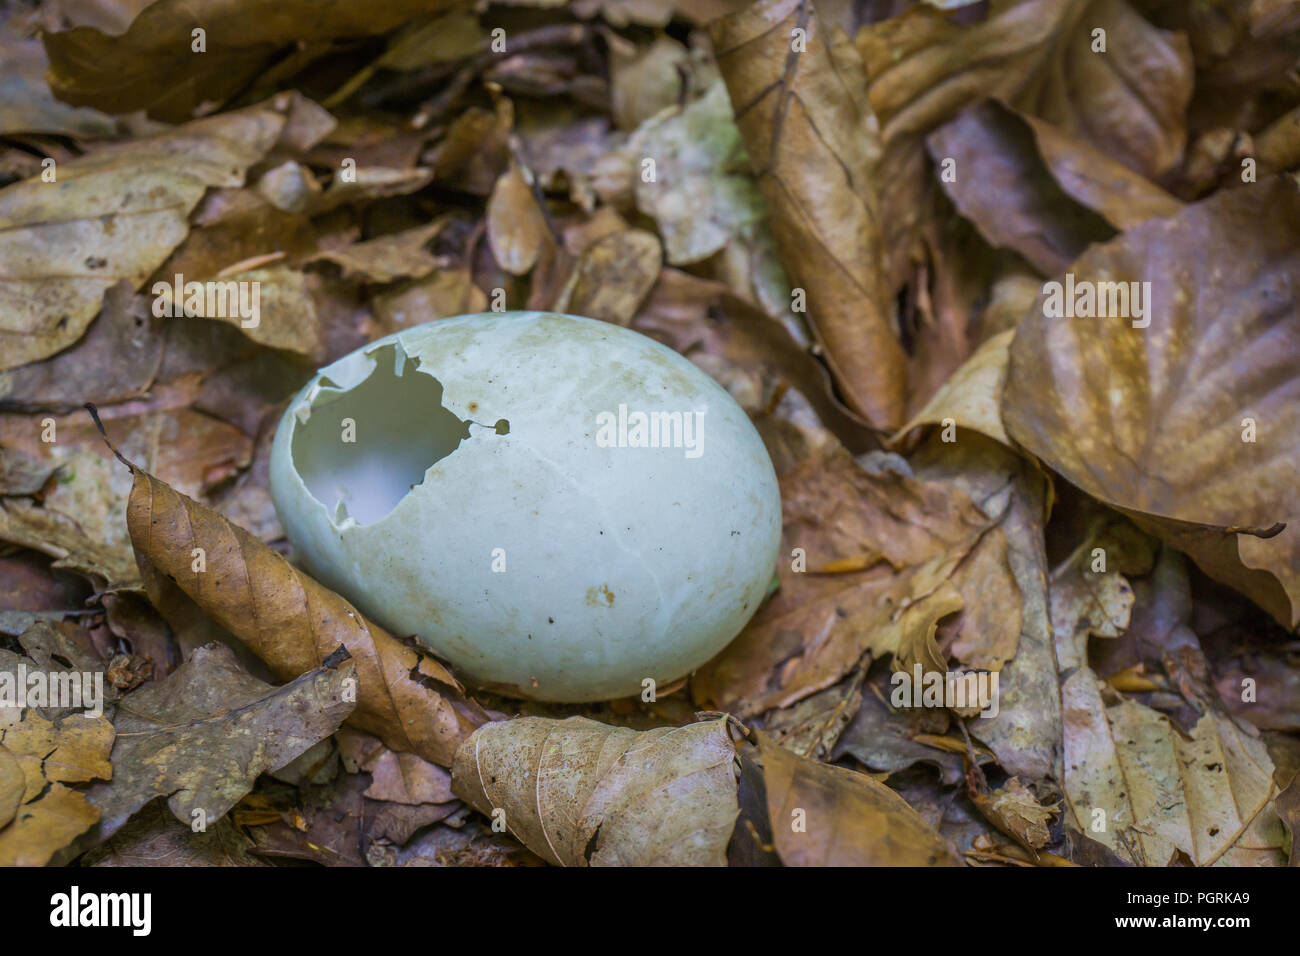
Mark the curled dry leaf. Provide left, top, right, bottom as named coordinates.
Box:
left=712, top=0, right=905, bottom=430
left=451, top=715, right=739, bottom=866
left=970, top=777, right=1059, bottom=853
left=1002, top=177, right=1300, bottom=628
left=100, top=418, right=492, bottom=767
left=927, top=101, right=1116, bottom=277
left=754, top=731, right=961, bottom=866
left=0, top=102, right=285, bottom=371
left=909, top=433, right=1059, bottom=782
left=863, top=0, right=1192, bottom=179
left=1050, top=549, right=1135, bottom=672
left=894, top=328, right=1014, bottom=447
left=1017, top=111, right=1184, bottom=231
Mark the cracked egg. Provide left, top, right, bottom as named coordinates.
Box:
left=269, top=311, right=781, bottom=702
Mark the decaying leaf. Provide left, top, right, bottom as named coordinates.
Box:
left=43, top=0, right=465, bottom=121
left=754, top=731, right=961, bottom=866
left=894, top=329, right=1013, bottom=447
left=487, top=161, right=551, bottom=276
left=0, top=668, right=114, bottom=865
left=0, top=102, right=286, bottom=371
left=970, top=777, right=1059, bottom=852
left=76, top=642, right=354, bottom=846
left=451, top=715, right=739, bottom=866
left=928, top=101, right=1116, bottom=277
left=713, top=0, right=905, bottom=430
left=82, top=799, right=267, bottom=867
left=1061, top=676, right=1276, bottom=866
left=694, top=439, right=1021, bottom=716
left=1003, top=177, right=1300, bottom=628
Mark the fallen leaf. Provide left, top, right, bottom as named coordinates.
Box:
left=79, top=642, right=355, bottom=845
left=754, top=730, right=961, bottom=865
left=713, top=0, right=905, bottom=429
left=451, top=715, right=739, bottom=866
left=487, top=161, right=551, bottom=276
left=693, top=439, right=1019, bottom=715
left=927, top=101, right=1116, bottom=277
left=1002, top=177, right=1300, bottom=627
left=970, top=777, right=1058, bottom=852
left=0, top=102, right=285, bottom=370
left=0, top=745, right=24, bottom=828
left=43, top=0, right=465, bottom=121
left=555, top=228, right=662, bottom=325
left=1062, top=680, right=1276, bottom=866
left=82, top=799, right=267, bottom=867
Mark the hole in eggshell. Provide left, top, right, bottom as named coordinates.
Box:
left=290, top=342, right=504, bottom=527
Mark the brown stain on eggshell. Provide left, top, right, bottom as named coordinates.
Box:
left=585, top=584, right=615, bottom=608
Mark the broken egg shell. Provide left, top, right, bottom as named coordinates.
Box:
left=269, top=310, right=781, bottom=702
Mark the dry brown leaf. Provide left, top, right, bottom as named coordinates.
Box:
left=43, top=0, right=464, bottom=121
left=307, top=221, right=446, bottom=283
left=555, top=228, right=662, bottom=326
left=1062, top=675, right=1276, bottom=866
left=82, top=800, right=266, bottom=867
left=0, top=282, right=163, bottom=413
left=910, top=433, right=1058, bottom=782
left=970, top=777, right=1059, bottom=852
left=0, top=402, right=254, bottom=589
left=863, top=0, right=1192, bottom=178
left=0, top=30, right=117, bottom=138
left=894, top=328, right=1014, bottom=447
left=78, top=642, right=355, bottom=846
left=0, top=745, right=24, bottom=828
left=927, top=101, right=1116, bottom=277
left=337, top=729, right=456, bottom=805
left=1018, top=111, right=1184, bottom=230
left=0, top=782, right=101, bottom=867
left=1003, top=177, right=1300, bottom=628
left=712, top=0, right=905, bottom=430
left=487, top=161, right=551, bottom=276
left=0, top=698, right=114, bottom=866
left=451, top=715, right=739, bottom=866
left=609, top=33, right=690, bottom=131
left=1279, top=774, right=1300, bottom=865
left=1050, top=550, right=1135, bottom=671
left=0, top=102, right=285, bottom=371
left=98, top=418, right=493, bottom=767
left=755, top=731, right=961, bottom=866
left=694, top=439, right=1019, bottom=715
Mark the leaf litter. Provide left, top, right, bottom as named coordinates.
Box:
left=0, top=0, right=1297, bottom=867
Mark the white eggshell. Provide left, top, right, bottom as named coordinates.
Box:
left=269, top=311, right=780, bottom=701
